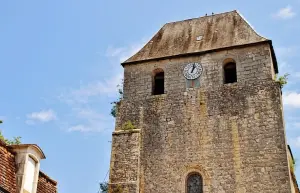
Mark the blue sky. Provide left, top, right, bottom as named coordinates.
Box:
left=0, top=1, right=300, bottom=193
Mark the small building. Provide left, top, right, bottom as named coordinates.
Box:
left=0, top=139, right=57, bottom=193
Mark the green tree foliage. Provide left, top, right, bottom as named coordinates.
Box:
left=99, top=182, right=108, bottom=193
left=110, top=81, right=124, bottom=118
left=0, top=131, right=22, bottom=145
left=0, top=121, right=22, bottom=145
left=275, top=73, right=289, bottom=88
left=110, top=103, right=117, bottom=118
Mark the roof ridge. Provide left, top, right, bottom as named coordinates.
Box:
left=164, top=10, right=237, bottom=25
left=236, top=10, right=269, bottom=40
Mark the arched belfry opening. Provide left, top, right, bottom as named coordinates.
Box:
left=186, top=172, right=203, bottom=193
left=223, top=58, right=237, bottom=84
left=152, top=68, right=164, bottom=95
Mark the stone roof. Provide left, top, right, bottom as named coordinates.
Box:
left=122, top=10, right=278, bottom=72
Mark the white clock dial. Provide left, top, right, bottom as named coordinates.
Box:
left=183, top=63, right=203, bottom=80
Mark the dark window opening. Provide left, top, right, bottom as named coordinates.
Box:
left=224, top=62, right=237, bottom=84
left=186, top=173, right=203, bottom=193
left=153, top=71, right=164, bottom=95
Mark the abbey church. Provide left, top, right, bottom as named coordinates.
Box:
left=108, top=10, right=299, bottom=193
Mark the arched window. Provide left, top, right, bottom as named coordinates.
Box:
left=223, top=59, right=237, bottom=84
left=24, top=156, right=37, bottom=193
left=186, top=173, right=203, bottom=193
left=153, top=69, right=164, bottom=95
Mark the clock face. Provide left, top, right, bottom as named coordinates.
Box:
left=183, top=63, right=203, bottom=80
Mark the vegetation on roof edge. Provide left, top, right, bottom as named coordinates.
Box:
left=0, top=120, right=22, bottom=145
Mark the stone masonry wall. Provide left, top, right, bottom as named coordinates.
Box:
left=109, top=130, right=140, bottom=193
left=37, top=172, right=57, bottom=193
left=122, top=43, right=274, bottom=102
left=0, top=140, right=17, bottom=193
left=109, top=42, right=292, bottom=192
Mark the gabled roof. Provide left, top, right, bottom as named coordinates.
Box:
left=122, top=10, right=278, bottom=73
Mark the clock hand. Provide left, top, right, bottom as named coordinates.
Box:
left=191, top=64, right=196, bottom=73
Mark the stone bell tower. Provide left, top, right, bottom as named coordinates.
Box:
left=108, top=10, right=298, bottom=193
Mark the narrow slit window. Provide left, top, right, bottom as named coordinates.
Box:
left=153, top=70, right=164, bottom=95
left=224, top=62, right=237, bottom=84
left=186, top=173, right=203, bottom=193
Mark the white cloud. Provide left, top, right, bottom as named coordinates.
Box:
left=275, top=46, right=299, bottom=75
left=106, top=47, right=127, bottom=58
left=278, top=61, right=291, bottom=74
left=26, top=109, right=57, bottom=124
left=283, top=92, right=300, bottom=108
left=58, top=73, right=123, bottom=104
left=290, top=136, right=300, bottom=148
left=67, top=108, right=114, bottom=133
left=275, top=46, right=298, bottom=59
left=57, top=73, right=122, bottom=132
left=106, top=38, right=148, bottom=63
left=76, top=108, right=102, bottom=118
left=286, top=121, right=300, bottom=130
left=57, top=38, right=148, bottom=133
left=60, top=38, right=148, bottom=105
left=57, top=75, right=121, bottom=132
left=294, top=72, right=300, bottom=78
left=68, top=125, right=91, bottom=132
left=273, top=5, right=296, bottom=19
left=292, top=122, right=300, bottom=128
left=120, top=43, right=145, bottom=63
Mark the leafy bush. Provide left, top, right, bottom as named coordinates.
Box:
left=111, top=81, right=123, bottom=118
left=0, top=121, right=22, bottom=145
left=0, top=131, right=21, bottom=145
left=99, top=182, right=108, bottom=193
left=275, top=73, right=289, bottom=88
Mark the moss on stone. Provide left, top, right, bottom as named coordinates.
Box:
left=121, top=121, right=136, bottom=131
